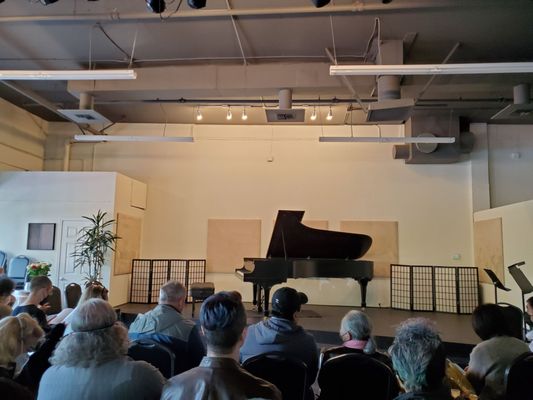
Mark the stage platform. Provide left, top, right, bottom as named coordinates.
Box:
left=120, top=302, right=478, bottom=366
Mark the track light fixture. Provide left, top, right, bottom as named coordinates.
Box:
left=311, top=0, right=331, bottom=7
left=188, top=0, right=207, bottom=8
left=226, top=107, right=232, bottom=120
left=310, top=106, right=317, bottom=121
left=146, top=0, right=166, bottom=13
left=241, top=108, right=248, bottom=121
left=326, top=106, right=333, bottom=121
left=196, top=108, right=203, bottom=121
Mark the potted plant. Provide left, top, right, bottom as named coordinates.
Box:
left=24, top=262, right=52, bottom=290
left=72, top=210, right=119, bottom=286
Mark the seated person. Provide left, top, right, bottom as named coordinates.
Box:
left=525, top=296, right=533, bottom=350
left=389, top=318, right=452, bottom=400
left=38, top=299, right=165, bottom=400
left=12, top=276, right=53, bottom=331
left=466, top=303, right=529, bottom=400
left=129, top=280, right=205, bottom=374
left=0, top=277, right=16, bottom=319
left=320, top=310, right=392, bottom=369
left=0, top=313, right=45, bottom=400
left=63, top=281, right=109, bottom=335
left=162, top=291, right=281, bottom=400
left=240, top=286, right=319, bottom=394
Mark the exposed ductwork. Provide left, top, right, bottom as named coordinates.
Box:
left=265, top=88, right=306, bottom=123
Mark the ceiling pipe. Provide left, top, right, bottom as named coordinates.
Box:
left=0, top=1, right=484, bottom=23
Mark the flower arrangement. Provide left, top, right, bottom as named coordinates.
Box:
left=27, top=262, right=51, bottom=279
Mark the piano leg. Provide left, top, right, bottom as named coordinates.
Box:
left=252, top=284, right=258, bottom=306
left=359, top=278, right=370, bottom=308
left=257, top=286, right=263, bottom=313
left=263, top=286, right=271, bottom=317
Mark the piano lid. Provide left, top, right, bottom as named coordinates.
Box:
left=266, top=210, right=372, bottom=260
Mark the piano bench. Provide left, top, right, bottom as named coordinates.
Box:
left=190, top=282, right=215, bottom=318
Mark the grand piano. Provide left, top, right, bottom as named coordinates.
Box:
left=235, top=210, right=374, bottom=315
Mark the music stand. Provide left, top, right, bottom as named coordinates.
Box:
left=484, top=268, right=511, bottom=303
left=508, top=261, right=532, bottom=332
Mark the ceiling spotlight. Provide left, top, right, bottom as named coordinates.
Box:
left=310, top=107, right=317, bottom=121
left=326, top=106, right=333, bottom=121
left=188, top=0, right=206, bottom=8
left=146, top=0, right=166, bottom=13
left=241, top=108, right=248, bottom=121
left=226, top=107, right=232, bottom=121
left=311, top=0, right=331, bottom=7
left=196, top=108, right=203, bottom=121
left=40, top=0, right=59, bottom=4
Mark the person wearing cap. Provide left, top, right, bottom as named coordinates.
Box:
left=37, top=298, right=166, bottom=400
left=240, top=286, right=319, bottom=397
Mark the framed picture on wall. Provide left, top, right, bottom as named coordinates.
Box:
left=27, top=223, right=56, bottom=250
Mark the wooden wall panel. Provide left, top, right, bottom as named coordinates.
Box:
left=114, top=213, right=142, bottom=275
left=207, top=219, right=261, bottom=273
left=474, top=218, right=504, bottom=284
left=339, top=220, right=399, bottom=278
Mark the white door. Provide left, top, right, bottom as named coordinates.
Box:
left=56, top=219, right=88, bottom=291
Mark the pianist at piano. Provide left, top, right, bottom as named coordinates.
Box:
left=235, top=210, right=374, bottom=316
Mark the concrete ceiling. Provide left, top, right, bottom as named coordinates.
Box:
left=0, top=0, right=532, bottom=126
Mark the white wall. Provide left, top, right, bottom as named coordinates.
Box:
left=0, top=98, right=47, bottom=171
left=44, top=123, right=475, bottom=307
left=474, top=200, right=533, bottom=309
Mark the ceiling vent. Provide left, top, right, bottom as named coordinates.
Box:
left=265, top=88, right=306, bottom=123
left=58, top=92, right=111, bottom=125
left=491, top=83, right=533, bottom=120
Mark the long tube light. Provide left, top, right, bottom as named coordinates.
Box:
left=330, top=62, right=533, bottom=76
left=319, top=136, right=455, bottom=143
left=0, top=69, right=136, bottom=81
left=74, top=135, right=193, bottom=142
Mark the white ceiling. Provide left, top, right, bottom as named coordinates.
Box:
left=0, top=0, right=532, bottom=125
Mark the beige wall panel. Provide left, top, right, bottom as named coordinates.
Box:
left=114, top=213, right=142, bottom=275
left=340, top=221, right=399, bottom=277
left=207, top=219, right=261, bottom=273
left=302, top=220, right=329, bottom=230
left=474, top=218, right=504, bottom=284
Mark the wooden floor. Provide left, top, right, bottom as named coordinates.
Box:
left=120, top=301, right=479, bottom=345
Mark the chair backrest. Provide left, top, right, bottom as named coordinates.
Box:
left=7, top=255, right=30, bottom=289
left=46, top=286, right=62, bottom=315
left=505, top=351, right=533, bottom=400
left=498, top=302, right=524, bottom=340
left=242, top=351, right=308, bottom=400
left=0, top=250, right=6, bottom=269
left=128, top=338, right=176, bottom=379
left=65, top=283, right=82, bottom=308
left=318, top=353, right=400, bottom=400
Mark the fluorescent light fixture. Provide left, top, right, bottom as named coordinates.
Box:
left=0, top=69, right=136, bottom=81
left=330, top=62, right=533, bottom=76
left=74, top=135, right=193, bottom=143
left=319, top=136, right=455, bottom=144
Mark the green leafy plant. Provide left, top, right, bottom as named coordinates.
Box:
left=27, top=262, right=51, bottom=279
left=72, top=210, right=120, bottom=284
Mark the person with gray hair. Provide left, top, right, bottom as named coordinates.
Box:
left=320, top=310, right=392, bottom=369
left=37, top=299, right=165, bottom=400
left=389, top=318, right=452, bottom=400
left=129, top=280, right=205, bottom=374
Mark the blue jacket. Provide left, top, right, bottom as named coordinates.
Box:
left=240, top=316, right=319, bottom=385
left=128, top=304, right=205, bottom=375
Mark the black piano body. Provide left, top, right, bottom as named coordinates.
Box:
left=235, top=210, right=374, bottom=315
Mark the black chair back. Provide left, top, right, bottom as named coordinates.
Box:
left=7, top=255, right=29, bottom=289
left=318, top=353, right=400, bottom=400
left=505, top=351, right=533, bottom=400
left=128, top=338, right=176, bottom=378
left=242, top=351, right=308, bottom=400
left=498, top=302, right=524, bottom=340
left=46, top=286, right=62, bottom=315
left=65, top=283, right=82, bottom=308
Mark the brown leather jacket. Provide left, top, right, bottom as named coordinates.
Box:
left=161, top=357, right=281, bottom=400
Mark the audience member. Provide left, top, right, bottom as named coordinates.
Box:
left=320, top=309, right=392, bottom=368
left=389, top=318, right=452, bottom=400
left=466, top=303, right=529, bottom=400
left=0, top=313, right=44, bottom=400
left=240, top=286, right=319, bottom=393
left=129, top=280, right=205, bottom=374
left=12, top=276, right=53, bottom=331
left=525, top=296, right=533, bottom=350
left=162, top=291, right=281, bottom=400
left=63, top=281, right=109, bottom=335
left=0, top=277, right=16, bottom=319
left=38, top=299, right=165, bottom=400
